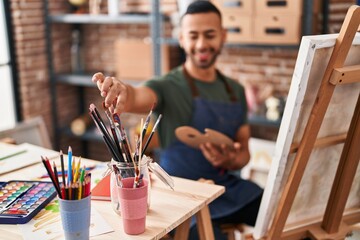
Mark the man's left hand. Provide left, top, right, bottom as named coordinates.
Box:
left=199, top=142, right=242, bottom=169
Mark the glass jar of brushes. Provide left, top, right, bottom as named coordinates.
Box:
left=108, top=155, right=174, bottom=215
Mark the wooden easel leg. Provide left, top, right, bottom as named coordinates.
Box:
left=174, top=217, right=191, bottom=240
left=308, top=221, right=354, bottom=240
left=196, top=206, right=215, bottom=240
left=267, top=6, right=360, bottom=239
left=322, top=94, right=360, bottom=233
left=267, top=65, right=337, bottom=240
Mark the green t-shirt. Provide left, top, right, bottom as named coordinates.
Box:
left=143, top=66, right=248, bottom=148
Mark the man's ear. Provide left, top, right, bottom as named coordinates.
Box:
left=178, top=31, right=184, bottom=48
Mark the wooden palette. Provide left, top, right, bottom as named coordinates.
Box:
left=175, top=126, right=233, bottom=149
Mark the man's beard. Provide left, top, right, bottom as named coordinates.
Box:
left=188, top=47, right=221, bottom=69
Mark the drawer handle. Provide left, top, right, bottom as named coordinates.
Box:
left=267, top=1, right=287, bottom=7
left=223, top=1, right=242, bottom=7
left=265, top=28, right=285, bottom=34
left=227, top=27, right=241, bottom=33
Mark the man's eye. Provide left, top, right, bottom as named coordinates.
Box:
left=206, top=35, right=215, bottom=39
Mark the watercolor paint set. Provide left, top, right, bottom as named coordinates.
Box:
left=0, top=180, right=56, bottom=224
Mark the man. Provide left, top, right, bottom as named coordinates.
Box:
left=92, top=1, right=263, bottom=239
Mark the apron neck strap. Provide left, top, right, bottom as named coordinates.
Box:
left=182, top=65, right=237, bottom=102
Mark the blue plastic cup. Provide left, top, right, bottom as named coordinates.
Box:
left=59, top=195, right=91, bottom=240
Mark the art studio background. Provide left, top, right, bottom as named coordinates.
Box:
left=0, top=0, right=359, bottom=189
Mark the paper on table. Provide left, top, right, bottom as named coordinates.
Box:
left=18, top=200, right=114, bottom=240
left=0, top=143, right=58, bottom=175
left=0, top=142, right=27, bottom=160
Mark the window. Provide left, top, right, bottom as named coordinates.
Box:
left=0, top=1, right=17, bottom=130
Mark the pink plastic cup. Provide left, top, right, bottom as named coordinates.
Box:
left=117, top=177, right=148, bottom=235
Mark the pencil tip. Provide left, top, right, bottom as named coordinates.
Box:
left=68, top=146, right=72, bottom=152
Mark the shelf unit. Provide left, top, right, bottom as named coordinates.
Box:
left=44, top=0, right=328, bottom=151
left=48, top=14, right=152, bottom=24
left=44, top=0, right=162, bottom=152
left=161, top=0, right=325, bottom=49
left=55, top=74, right=144, bottom=88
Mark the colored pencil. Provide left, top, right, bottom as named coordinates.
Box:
left=60, top=150, right=66, bottom=188
left=73, top=157, right=81, bottom=183
left=41, top=156, right=62, bottom=197
left=78, top=167, right=85, bottom=199
left=67, top=146, right=72, bottom=185
left=41, top=147, right=92, bottom=200
left=40, top=166, right=95, bottom=178
left=53, top=161, right=60, bottom=192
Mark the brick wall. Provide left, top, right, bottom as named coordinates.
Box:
left=11, top=0, right=55, bottom=150
left=9, top=0, right=356, bottom=160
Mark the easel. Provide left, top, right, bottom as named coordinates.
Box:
left=264, top=5, right=360, bottom=240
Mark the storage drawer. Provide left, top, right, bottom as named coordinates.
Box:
left=212, top=0, right=253, bottom=14
left=223, top=13, right=253, bottom=43
left=255, top=0, right=302, bottom=15
left=253, top=14, right=301, bottom=45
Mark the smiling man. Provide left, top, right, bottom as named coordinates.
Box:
left=92, top=1, right=263, bottom=239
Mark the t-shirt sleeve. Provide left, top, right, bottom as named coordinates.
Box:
left=143, top=77, right=165, bottom=113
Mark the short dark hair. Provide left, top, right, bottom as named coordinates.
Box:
left=181, top=1, right=222, bottom=22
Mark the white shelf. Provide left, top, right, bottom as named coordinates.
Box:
left=49, top=14, right=151, bottom=24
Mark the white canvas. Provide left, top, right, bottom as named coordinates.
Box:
left=253, top=32, right=360, bottom=239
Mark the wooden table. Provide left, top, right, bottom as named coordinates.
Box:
left=0, top=143, right=225, bottom=240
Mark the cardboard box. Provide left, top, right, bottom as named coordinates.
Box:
left=222, top=13, right=253, bottom=43
left=114, top=39, right=170, bottom=80
left=253, top=14, right=301, bottom=45
left=119, top=0, right=177, bottom=15
left=212, top=0, right=253, bottom=15
left=255, top=0, right=302, bottom=15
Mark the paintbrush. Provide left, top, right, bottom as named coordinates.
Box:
left=113, top=114, right=133, bottom=163
left=102, top=102, right=125, bottom=162
left=141, top=114, right=162, bottom=157
left=89, top=104, right=122, bottom=162
left=141, top=103, right=156, bottom=141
